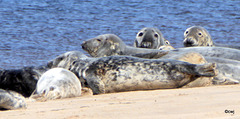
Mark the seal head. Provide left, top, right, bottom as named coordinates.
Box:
left=183, top=26, right=214, bottom=47
left=134, top=27, right=170, bottom=49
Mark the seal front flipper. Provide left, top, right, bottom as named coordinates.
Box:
left=85, top=75, right=105, bottom=95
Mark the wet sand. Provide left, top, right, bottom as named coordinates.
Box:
left=1, top=85, right=240, bottom=119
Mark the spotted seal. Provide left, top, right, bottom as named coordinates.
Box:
left=134, top=27, right=171, bottom=49
left=81, top=34, right=169, bottom=57
left=183, top=26, right=214, bottom=47
left=48, top=51, right=216, bottom=94
left=0, top=89, right=26, bottom=110
left=31, top=68, right=82, bottom=101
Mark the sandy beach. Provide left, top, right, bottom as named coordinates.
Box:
left=0, top=84, right=240, bottom=119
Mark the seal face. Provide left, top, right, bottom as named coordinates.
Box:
left=0, top=89, right=26, bottom=110
left=32, top=68, right=82, bottom=101
left=50, top=51, right=216, bottom=95
left=134, top=27, right=171, bottom=49
left=183, top=26, right=214, bottom=47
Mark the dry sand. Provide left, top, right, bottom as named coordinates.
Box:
left=1, top=85, right=240, bottom=119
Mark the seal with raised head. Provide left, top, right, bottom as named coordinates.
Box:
left=183, top=26, right=214, bottom=47
left=183, top=26, right=240, bottom=49
left=0, top=89, right=26, bottom=110
left=31, top=68, right=82, bottom=101
left=82, top=34, right=240, bottom=61
left=134, top=27, right=171, bottom=49
left=48, top=51, right=216, bottom=94
left=81, top=34, right=169, bottom=58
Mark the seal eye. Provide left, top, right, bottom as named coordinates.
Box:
left=138, top=32, right=143, bottom=37
left=198, top=33, right=202, bottom=36
left=165, top=41, right=170, bottom=44
left=154, top=34, right=158, bottom=38
left=97, top=39, right=101, bottom=42
left=185, top=31, right=188, bottom=34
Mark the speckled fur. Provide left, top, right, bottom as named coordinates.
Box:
left=0, top=89, right=26, bottom=110
left=49, top=51, right=216, bottom=95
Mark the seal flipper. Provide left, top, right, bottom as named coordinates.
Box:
left=85, top=75, right=105, bottom=95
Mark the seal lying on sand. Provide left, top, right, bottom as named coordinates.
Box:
left=81, top=34, right=169, bottom=57
left=134, top=27, right=171, bottom=49
left=81, top=34, right=240, bottom=84
left=31, top=68, right=82, bottom=101
left=183, top=26, right=240, bottom=49
left=0, top=89, right=26, bottom=110
left=48, top=51, right=216, bottom=94
left=0, top=66, right=49, bottom=97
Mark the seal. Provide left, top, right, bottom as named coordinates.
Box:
left=82, top=34, right=240, bottom=61
left=0, top=89, right=26, bottom=110
left=48, top=51, right=216, bottom=94
left=81, top=35, right=240, bottom=84
left=134, top=27, right=171, bottom=49
left=0, top=66, right=49, bottom=97
left=183, top=26, right=214, bottom=47
left=31, top=68, right=82, bottom=101
left=81, top=34, right=169, bottom=58
left=183, top=26, right=240, bottom=49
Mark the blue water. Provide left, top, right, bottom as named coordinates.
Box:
left=0, top=0, right=239, bottom=69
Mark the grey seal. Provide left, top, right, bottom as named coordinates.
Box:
left=183, top=26, right=214, bottom=47
left=48, top=51, right=216, bottom=94
left=0, top=66, right=49, bottom=97
left=81, top=34, right=169, bottom=58
left=81, top=34, right=240, bottom=84
left=183, top=26, right=240, bottom=49
left=31, top=68, right=82, bottom=101
left=134, top=27, right=171, bottom=49
left=82, top=34, right=240, bottom=61
left=0, top=89, right=26, bottom=110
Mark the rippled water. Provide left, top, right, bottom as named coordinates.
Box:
left=0, top=0, right=239, bottom=69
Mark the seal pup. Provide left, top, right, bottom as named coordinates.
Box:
left=81, top=34, right=169, bottom=58
left=48, top=51, right=216, bottom=94
left=31, top=68, right=82, bottom=101
left=0, top=66, right=49, bottom=97
left=183, top=26, right=214, bottom=47
left=134, top=27, right=171, bottom=49
left=0, top=89, right=26, bottom=110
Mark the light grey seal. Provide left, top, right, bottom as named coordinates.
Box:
left=48, top=51, right=217, bottom=94
left=134, top=27, right=171, bottom=49
left=0, top=89, right=26, bottom=110
left=183, top=26, right=240, bottom=49
left=183, top=26, right=214, bottom=47
left=81, top=34, right=169, bottom=58
left=31, top=68, right=82, bottom=101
